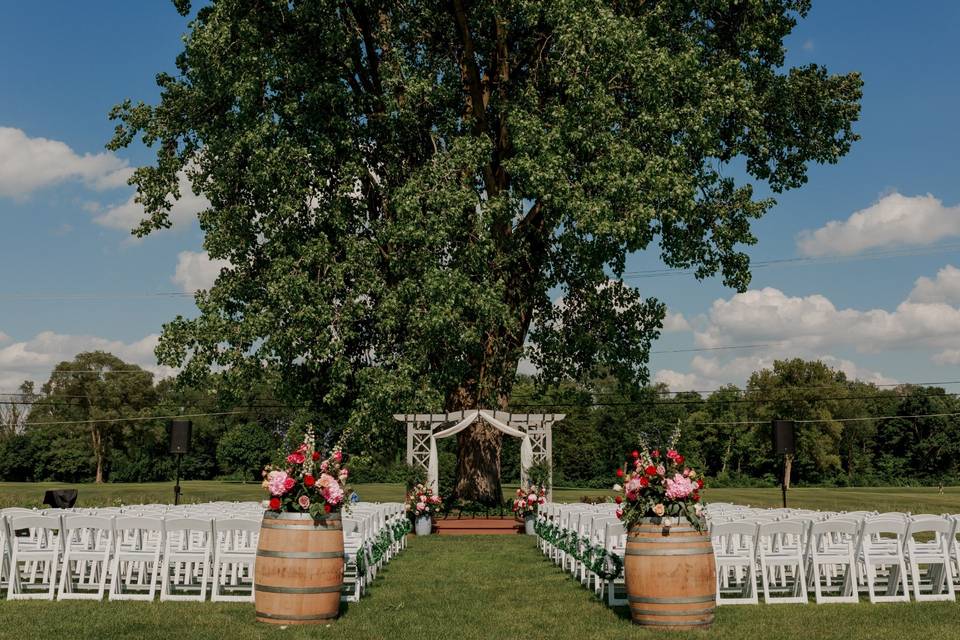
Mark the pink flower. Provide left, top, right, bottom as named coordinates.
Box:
left=528, top=493, right=537, bottom=502
left=320, top=460, right=329, bottom=472
left=333, top=451, right=343, bottom=462
left=416, top=501, right=427, bottom=512
left=283, top=476, right=295, bottom=491
left=625, top=477, right=642, bottom=494
left=321, top=476, right=344, bottom=505
left=298, top=495, right=310, bottom=509
left=665, top=473, right=696, bottom=500
left=656, top=464, right=666, bottom=476
left=339, top=468, right=349, bottom=480
left=286, top=452, right=305, bottom=465
left=266, top=470, right=290, bottom=496
left=667, top=449, right=679, bottom=461
left=653, top=503, right=665, bottom=516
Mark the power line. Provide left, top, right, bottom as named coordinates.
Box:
left=23, top=410, right=250, bottom=427
left=621, top=243, right=960, bottom=279
left=0, top=292, right=192, bottom=301
left=692, top=411, right=960, bottom=427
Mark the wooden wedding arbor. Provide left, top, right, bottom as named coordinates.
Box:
left=393, top=410, right=565, bottom=497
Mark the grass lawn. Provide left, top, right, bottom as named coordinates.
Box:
left=1, top=481, right=958, bottom=514
left=0, top=535, right=958, bottom=640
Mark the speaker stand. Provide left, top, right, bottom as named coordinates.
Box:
left=174, top=452, right=183, bottom=506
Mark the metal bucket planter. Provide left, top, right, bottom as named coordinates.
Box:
left=415, top=515, right=432, bottom=536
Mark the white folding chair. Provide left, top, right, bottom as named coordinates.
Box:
left=6, top=514, right=62, bottom=600
left=712, top=520, right=759, bottom=605
left=757, top=520, right=808, bottom=603
left=161, top=517, right=213, bottom=601
left=805, top=519, right=858, bottom=604
left=109, top=516, right=165, bottom=601
left=904, top=517, right=956, bottom=602
left=58, top=515, right=115, bottom=600
left=211, top=518, right=258, bottom=602
left=602, top=521, right=627, bottom=606
left=857, top=518, right=910, bottom=603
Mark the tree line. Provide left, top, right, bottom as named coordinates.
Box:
left=1, top=352, right=956, bottom=488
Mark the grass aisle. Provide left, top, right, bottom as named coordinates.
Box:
left=2, top=535, right=960, bottom=640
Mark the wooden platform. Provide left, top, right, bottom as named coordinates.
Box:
left=432, top=516, right=524, bottom=535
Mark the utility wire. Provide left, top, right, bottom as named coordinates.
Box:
left=22, top=410, right=251, bottom=427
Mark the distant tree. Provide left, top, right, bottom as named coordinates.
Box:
left=217, top=422, right=276, bottom=481
left=29, top=352, right=156, bottom=483
left=111, top=0, right=861, bottom=503
left=0, top=380, right=36, bottom=436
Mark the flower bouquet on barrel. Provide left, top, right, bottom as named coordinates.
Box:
left=512, top=485, right=546, bottom=535
left=405, top=483, right=442, bottom=536
left=254, top=427, right=351, bottom=625
left=613, top=428, right=715, bottom=631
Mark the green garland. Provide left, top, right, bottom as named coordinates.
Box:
left=355, top=519, right=412, bottom=577
left=534, top=519, right=623, bottom=581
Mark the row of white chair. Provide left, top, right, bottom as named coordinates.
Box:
left=0, top=501, right=410, bottom=603
left=535, top=503, right=960, bottom=607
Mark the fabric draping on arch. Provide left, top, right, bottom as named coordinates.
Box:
left=425, top=410, right=532, bottom=492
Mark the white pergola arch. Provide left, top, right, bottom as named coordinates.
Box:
left=393, top=409, right=564, bottom=497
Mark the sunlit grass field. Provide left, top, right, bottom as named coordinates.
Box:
left=1, top=480, right=957, bottom=514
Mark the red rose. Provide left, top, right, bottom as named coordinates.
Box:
left=324, top=504, right=332, bottom=513
left=645, top=465, right=657, bottom=476
left=697, top=478, right=704, bottom=489
left=312, top=451, right=320, bottom=461
left=615, top=468, right=624, bottom=478
left=651, top=449, right=659, bottom=458
left=631, top=450, right=640, bottom=459
left=269, top=497, right=281, bottom=510
left=675, top=455, right=685, bottom=465
left=640, top=476, right=649, bottom=487
left=692, top=491, right=700, bottom=502
left=615, top=496, right=622, bottom=504
left=304, top=474, right=316, bottom=487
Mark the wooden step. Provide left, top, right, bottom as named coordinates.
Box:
left=432, top=517, right=524, bottom=535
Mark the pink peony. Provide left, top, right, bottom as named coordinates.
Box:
left=625, top=477, right=642, bottom=494
left=528, top=493, right=537, bottom=502
left=321, top=476, right=344, bottom=505
left=665, top=473, right=696, bottom=500
left=416, top=501, right=427, bottom=512
left=298, top=495, right=310, bottom=509
left=266, top=470, right=291, bottom=496
left=283, top=476, right=295, bottom=491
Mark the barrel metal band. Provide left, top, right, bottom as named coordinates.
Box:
left=628, top=594, right=715, bottom=604
left=263, top=511, right=341, bottom=521
left=629, top=607, right=716, bottom=617
left=261, top=521, right=342, bottom=531
left=633, top=618, right=714, bottom=627
left=625, top=546, right=712, bottom=556
left=255, top=583, right=343, bottom=594
left=256, top=611, right=339, bottom=621
left=256, top=549, right=345, bottom=559
left=627, top=536, right=708, bottom=544
left=632, top=527, right=699, bottom=534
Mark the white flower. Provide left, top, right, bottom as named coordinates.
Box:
left=662, top=517, right=674, bottom=528
left=612, top=484, right=623, bottom=492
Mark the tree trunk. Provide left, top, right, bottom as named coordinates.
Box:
left=454, top=420, right=503, bottom=505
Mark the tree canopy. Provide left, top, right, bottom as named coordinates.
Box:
left=109, top=0, right=861, bottom=501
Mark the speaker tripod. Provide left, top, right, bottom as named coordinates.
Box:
left=174, top=452, right=183, bottom=506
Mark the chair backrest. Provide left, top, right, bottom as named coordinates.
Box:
left=711, top=520, right=758, bottom=539
left=758, top=519, right=807, bottom=538
left=9, top=514, right=61, bottom=532
left=213, top=518, right=260, bottom=534
left=906, top=517, right=953, bottom=538
left=810, top=519, right=859, bottom=537
left=861, top=517, right=907, bottom=538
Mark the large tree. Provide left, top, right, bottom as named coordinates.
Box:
left=110, top=0, right=861, bottom=502
left=31, top=352, right=156, bottom=483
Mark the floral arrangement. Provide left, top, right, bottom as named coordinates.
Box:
left=512, top=484, right=547, bottom=518
left=405, top=483, right=442, bottom=519
left=613, top=430, right=705, bottom=531
left=261, top=427, right=349, bottom=521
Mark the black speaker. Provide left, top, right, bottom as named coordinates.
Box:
left=772, top=419, right=796, bottom=455
left=169, top=420, right=192, bottom=454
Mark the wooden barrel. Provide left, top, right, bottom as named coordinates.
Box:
left=624, top=518, right=716, bottom=630
left=254, top=511, right=344, bottom=624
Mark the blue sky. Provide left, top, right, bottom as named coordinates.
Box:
left=1, top=1, right=959, bottom=392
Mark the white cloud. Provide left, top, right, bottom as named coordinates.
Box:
left=908, top=264, right=960, bottom=304
left=933, top=349, right=960, bottom=366
left=172, top=250, right=229, bottom=293
left=0, top=329, right=178, bottom=392
left=652, top=369, right=703, bottom=390
left=796, top=192, right=960, bottom=257
left=0, top=127, right=130, bottom=198
left=695, top=286, right=960, bottom=353
left=662, top=311, right=691, bottom=333
left=93, top=170, right=209, bottom=232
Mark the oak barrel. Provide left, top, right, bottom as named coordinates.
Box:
left=254, top=511, right=344, bottom=624
left=624, top=518, right=716, bottom=630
